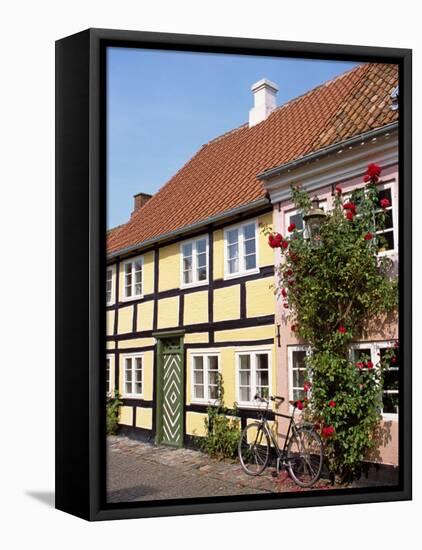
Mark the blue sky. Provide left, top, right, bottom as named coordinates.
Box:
left=107, top=48, right=358, bottom=228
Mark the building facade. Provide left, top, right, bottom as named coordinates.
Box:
left=106, top=204, right=278, bottom=446
left=260, top=124, right=399, bottom=466
left=106, top=61, right=399, bottom=459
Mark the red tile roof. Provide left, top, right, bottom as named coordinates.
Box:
left=108, top=62, right=398, bottom=255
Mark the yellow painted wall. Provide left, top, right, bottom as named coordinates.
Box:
left=137, top=300, right=154, bottom=332
left=106, top=341, right=116, bottom=350
left=158, top=243, right=180, bottom=291
left=246, top=277, right=275, bottom=318
left=258, top=211, right=274, bottom=267
left=142, top=251, right=155, bottom=295
left=117, top=305, right=133, bottom=334
left=136, top=407, right=153, bottom=429
left=186, top=411, right=207, bottom=436
left=157, top=296, right=179, bottom=329
left=119, top=406, right=133, bottom=426
left=184, top=291, right=208, bottom=325
left=184, top=333, right=209, bottom=344
left=213, top=228, right=224, bottom=280
left=106, top=310, right=115, bottom=336
left=215, top=325, right=274, bottom=342
left=214, top=285, right=240, bottom=322
left=118, top=337, right=155, bottom=349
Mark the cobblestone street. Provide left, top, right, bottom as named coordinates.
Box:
left=107, top=435, right=334, bottom=503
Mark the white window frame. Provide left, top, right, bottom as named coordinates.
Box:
left=235, top=348, right=272, bottom=408
left=375, top=181, right=398, bottom=257
left=106, top=267, right=115, bottom=305
left=106, top=354, right=113, bottom=395
left=288, top=345, right=311, bottom=407
left=349, top=341, right=398, bottom=420
left=342, top=180, right=398, bottom=258
left=284, top=201, right=327, bottom=239
left=180, top=234, right=209, bottom=289
left=122, top=353, right=144, bottom=398
left=224, top=219, right=259, bottom=280
left=122, top=255, right=144, bottom=301
left=190, top=350, right=221, bottom=404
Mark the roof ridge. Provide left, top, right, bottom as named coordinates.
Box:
left=267, top=62, right=368, bottom=120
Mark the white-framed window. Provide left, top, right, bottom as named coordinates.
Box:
left=236, top=350, right=271, bottom=406
left=288, top=346, right=311, bottom=402
left=350, top=341, right=399, bottom=418
left=375, top=182, right=397, bottom=256
left=122, top=255, right=143, bottom=300
left=106, top=267, right=114, bottom=304
left=180, top=235, right=209, bottom=287
left=224, top=220, right=259, bottom=279
left=122, top=353, right=143, bottom=397
left=284, top=201, right=326, bottom=239
left=191, top=351, right=220, bottom=403
left=106, top=355, right=112, bottom=395
left=342, top=181, right=397, bottom=256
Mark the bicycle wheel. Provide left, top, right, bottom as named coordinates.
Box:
left=287, top=427, right=323, bottom=488
left=238, top=422, right=270, bottom=476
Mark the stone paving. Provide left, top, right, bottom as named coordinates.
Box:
left=106, top=435, right=334, bottom=503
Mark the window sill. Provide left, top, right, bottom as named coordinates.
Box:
left=120, top=294, right=144, bottom=303
left=180, top=280, right=209, bottom=290
left=122, top=394, right=144, bottom=399
left=223, top=267, right=259, bottom=282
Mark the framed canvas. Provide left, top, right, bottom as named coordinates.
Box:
left=55, top=28, right=412, bottom=521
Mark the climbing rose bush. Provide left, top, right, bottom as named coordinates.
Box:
left=265, top=163, right=398, bottom=481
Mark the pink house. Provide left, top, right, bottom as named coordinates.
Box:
left=259, top=111, right=399, bottom=469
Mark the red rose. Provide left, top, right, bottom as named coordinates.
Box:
left=285, top=269, right=293, bottom=277
left=268, top=233, right=283, bottom=248
left=364, top=232, right=374, bottom=241
left=297, top=400, right=304, bottom=410
left=367, top=163, right=382, bottom=179
left=380, top=198, right=390, bottom=209
left=291, top=324, right=298, bottom=332
left=289, top=252, right=299, bottom=263
left=281, top=240, right=289, bottom=249
left=322, top=426, right=335, bottom=438
left=281, top=288, right=287, bottom=298
left=304, top=381, right=312, bottom=392
left=329, top=400, right=336, bottom=408
left=391, top=355, right=397, bottom=364
left=363, top=175, right=370, bottom=183
left=288, top=223, right=296, bottom=232
left=356, top=361, right=365, bottom=369
left=346, top=211, right=354, bottom=221
left=287, top=279, right=295, bottom=286
left=343, top=202, right=356, bottom=213
left=283, top=303, right=289, bottom=309
left=338, top=325, right=347, bottom=334
left=366, top=360, right=374, bottom=369
left=335, top=186, right=342, bottom=195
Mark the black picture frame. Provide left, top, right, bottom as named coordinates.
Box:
left=55, top=28, right=412, bottom=521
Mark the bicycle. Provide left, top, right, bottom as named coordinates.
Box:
left=238, top=394, right=323, bottom=488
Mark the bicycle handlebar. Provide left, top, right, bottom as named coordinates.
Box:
left=254, top=394, right=285, bottom=404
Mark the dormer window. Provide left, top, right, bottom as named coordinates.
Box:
left=391, top=86, right=398, bottom=111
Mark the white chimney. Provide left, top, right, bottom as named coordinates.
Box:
left=249, top=78, right=279, bottom=127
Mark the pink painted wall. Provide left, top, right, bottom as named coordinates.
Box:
left=272, top=164, right=399, bottom=465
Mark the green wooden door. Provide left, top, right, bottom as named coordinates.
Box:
left=156, top=335, right=184, bottom=447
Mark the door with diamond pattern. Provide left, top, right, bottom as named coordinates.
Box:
left=156, top=335, right=184, bottom=447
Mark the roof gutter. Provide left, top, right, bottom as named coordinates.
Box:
left=107, top=196, right=270, bottom=260
left=257, top=121, right=398, bottom=181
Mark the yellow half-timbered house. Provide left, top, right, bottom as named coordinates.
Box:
left=106, top=64, right=399, bottom=449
